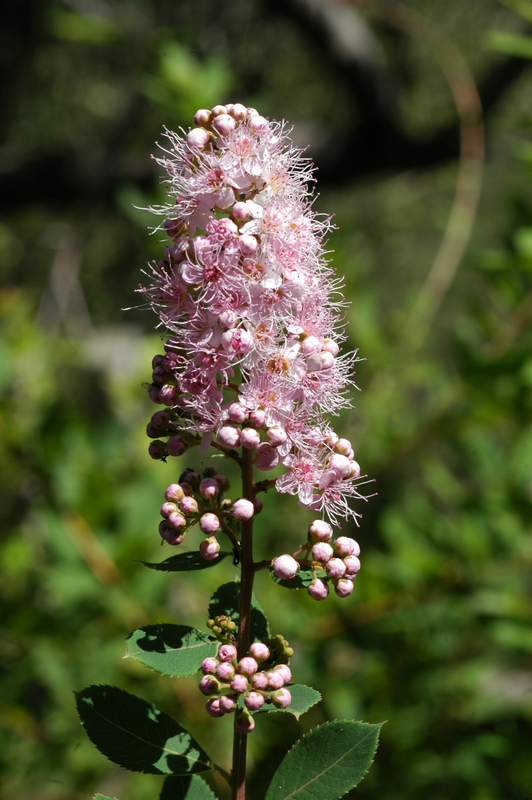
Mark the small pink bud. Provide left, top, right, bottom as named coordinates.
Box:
left=158, top=521, right=184, bottom=545
left=201, top=657, right=218, bottom=675
left=147, top=385, right=162, bottom=403
left=234, top=710, right=255, bottom=734
left=309, top=520, right=333, bottom=542
left=334, top=438, right=353, bottom=456
left=199, top=513, right=220, bottom=534
left=245, top=692, right=265, bottom=711
left=212, top=114, right=236, bottom=135
left=326, top=557, right=346, bottom=579
left=167, top=511, right=187, bottom=530
left=232, top=201, right=250, bottom=221
left=218, top=644, right=237, bottom=662
left=334, top=537, right=359, bottom=557
left=272, top=554, right=299, bottom=580
left=266, top=671, right=284, bottom=689
left=186, top=128, right=210, bottom=149
left=219, top=694, right=237, bottom=713
left=199, top=477, right=220, bottom=499
left=267, top=426, right=287, bottom=447
left=227, top=401, right=248, bottom=423
left=348, top=460, right=361, bottom=478
left=218, top=310, right=238, bottom=329
left=308, top=578, right=329, bottom=601
left=179, top=496, right=198, bottom=515
left=249, top=642, right=270, bottom=662
left=250, top=672, right=269, bottom=690
left=230, top=103, right=247, bottom=120
left=231, top=498, right=255, bottom=521
left=271, top=688, right=291, bottom=708
left=165, top=484, right=185, bottom=503
left=335, top=578, right=354, bottom=598
left=239, top=234, right=258, bottom=254
left=240, top=427, right=261, bottom=449
left=194, top=108, right=212, bottom=125
left=230, top=674, right=249, bottom=693
left=312, top=542, right=333, bottom=563
left=160, top=502, right=178, bottom=519
left=167, top=435, right=187, bottom=456
left=159, top=384, right=180, bottom=406
left=273, top=664, right=292, bottom=683
left=199, top=536, right=220, bottom=560
left=323, top=338, right=340, bottom=356
left=249, top=114, right=267, bottom=130
left=206, top=698, right=224, bottom=718
left=343, top=555, right=361, bottom=576
left=300, top=335, right=322, bottom=355
left=249, top=408, right=266, bottom=428
left=329, top=453, right=351, bottom=479
left=255, top=443, right=279, bottom=471
left=211, top=104, right=227, bottom=117
left=215, top=662, right=235, bottom=681
left=237, top=657, right=258, bottom=677
left=199, top=675, right=220, bottom=696
left=217, top=424, right=241, bottom=448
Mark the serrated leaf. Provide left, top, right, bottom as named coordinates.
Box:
left=125, top=624, right=218, bottom=677
left=141, top=551, right=230, bottom=572
left=160, top=774, right=218, bottom=800
left=272, top=565, right=326, bottom=590
left=265, top=720, right=383, bottom=800
left=76, top=685, right=212, bottom=775
left=93, top=795, right=119, bottom=800
left=256, top=685, right=321, bottom=720
left=208, top=581, right=270, bottom=640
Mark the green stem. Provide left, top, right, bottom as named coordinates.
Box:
left=232, top=448, right=255, bottom=800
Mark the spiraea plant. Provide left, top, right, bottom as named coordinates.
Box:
left=76, top=103, right=383, bottom=800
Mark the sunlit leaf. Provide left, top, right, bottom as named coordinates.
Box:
left=125, top=624, right=218, bottom=676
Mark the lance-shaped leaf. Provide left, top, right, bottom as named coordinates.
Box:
left=125, top=624, right=218, bottom=677
left=255, top=685, right=321, bottom=720
left=142, top=551, right=229, bottom=572
left=160, top=774, right=218, bottom=800
left=76, top=685, right=212, bottom=775
left=265, top=720, right=383, bottom=800
left=208, top=581, right=270, bottom=641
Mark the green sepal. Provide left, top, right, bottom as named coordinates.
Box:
left=125, top=624, right=218, bottom=677
left=75, top=685, right=212, bottom=775
left=265, top=719, right=383, bottom=800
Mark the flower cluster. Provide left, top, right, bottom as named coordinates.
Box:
left=273, top=520, right=361, bottom=600
left=200, top=639, right=293, bottom=734
left=158, top=466, right=254, bottom=559
left=143, top=103, right=368, bottom=525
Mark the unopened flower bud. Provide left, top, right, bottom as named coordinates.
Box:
left=199, top=536, right=220, bottom=560
left=272, top=554, right=299, bottom=580
left=211, top=104, right=227, bottom=116
left=148, top=440, right=166, bottom=460
left=179, top=496, right=199, bottom=515
left=312, top=541, right=334, bottom=562
left=267, top=671, right=284, bottom=689
left=334, top=578, right=354, bottom=598
left=334, top=537, right=359, bottom=557
left=199, top=675, right=220, bottom=696
left=158, top=521, right=184, bottom=545
left=230, top=103, right=247, bottom=120
left=273, top=664, right=292, bottom=683
left=212, top=114, right=236, bottom=136
left=205, top=698, right=224, bottom=717
left=199, top=513, right=220, bottom=534
left=234, top=710, right=255, bottom=734
left=231, top=498, right=255, bottom=521
left=309, top=520, right=333, bottom=542
left=159, top=385, right=180, bottom=406
left=237, top=657, right=258, bottom=677
left=167, top=435, right=187, bottom=456
left=230, top=674, right=249, bottom=693
left=215, top=662, right=235, bottom=681
left=255, top=443, right=279, bottom=471
left=308, top=578, right=329, bottom=601
left=249, top=408, right=266, bottom=428
left=240, top=427, right=261, bottom=449
left=199, top=477, right=220, bottom=499
left=217, top=424, right=241, bottom=449
left=239, top=234, right=258, bottom=254
left=201, top=657, right=218, bottom=675
left=343, top=555, right=361, bottom=576
left=218, top=644, right=237, bottom=662
left=325, top=557, right=346, bottom=579
left=300, top=335, right=321, bottom=355
left=194, top=108, right=212, bottom=125
left=165, top=483, right=185, bottom=503
left=271, top=688, right=291, bottom=708
left=160, top=502, right=178, bottom=519
left=249, top=642, right=270, bottom=662
left=245, top=691, right=265, bottom=711
left=329, top=453, right=351, bottom=479
left=267, top=426, right=288, bottom=447
left=323, top=338, right=339, bottom=356
left=348, top=460, right=361, bottom=478
left=250, top=672, right=269, bottom=690
left=219, top=694, right=237, bottom=713
left=232, top=201, right=250, bottom=221
left=186, top=128, right=210, bottom=149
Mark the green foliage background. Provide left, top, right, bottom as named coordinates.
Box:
left=1, top=1, right=532, bottom=799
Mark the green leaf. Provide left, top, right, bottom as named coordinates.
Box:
left=75, top=685, right=212, bottom=775
left=486, top=31, right=532, bottom=60
left=141, top=551, right=229, bottom=572
left=208, top=581, right=270, bottom=640
left=265, top=720, right=383, bottom=800
left=160, top=775, right=218, bottom=800
left=94, top=795, right=119, bottom=800
left=256, top=685, right=321, bottom=720
left=125, top=624, right=218, bottom=677
left=272, top=565, right=326, bottom=590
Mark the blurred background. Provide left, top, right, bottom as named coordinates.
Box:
left=1, top=1, right=532, bottom=798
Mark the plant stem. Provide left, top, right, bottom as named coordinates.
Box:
left=232, top=447, right=255, bottom=800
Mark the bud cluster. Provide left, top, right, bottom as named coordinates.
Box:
left=158, top=466, right=255, bottom=558
left=199, top=638, right=293, bottom=733
left=142, top=103, right=368, bottom=526
left=272, top=520, right=361, bottom=601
